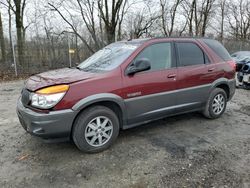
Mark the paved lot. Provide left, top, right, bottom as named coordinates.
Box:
left=0, top=80, right=250, bottom=188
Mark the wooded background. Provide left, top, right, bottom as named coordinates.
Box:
left=0, top=0, right=250, bottom=79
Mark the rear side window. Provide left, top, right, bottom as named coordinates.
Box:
left=176, top=42, right=205, bottom=66
left=202, top=39, right=231, bottom=61
left=134, top=43, right=172, bottom=71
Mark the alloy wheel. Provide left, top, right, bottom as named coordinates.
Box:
left=84, top=116, right=113, bottom=147
left=212, top=93, right=225, bottom=115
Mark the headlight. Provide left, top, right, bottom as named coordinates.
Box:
left=31, top=85, right=69, bottom=109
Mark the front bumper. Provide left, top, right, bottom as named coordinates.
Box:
left=16, top=99, right=76, bottom=139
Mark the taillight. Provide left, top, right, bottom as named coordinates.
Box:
left=228, top=60, right=236, bottom=71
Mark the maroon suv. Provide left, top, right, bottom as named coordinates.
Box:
left=17, top=38, right=236, bottom=152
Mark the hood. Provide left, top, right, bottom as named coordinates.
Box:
left=25, top=68, right=96, bottom=91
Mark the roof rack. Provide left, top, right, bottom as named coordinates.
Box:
left=152, top=36, right=214, bottom=40
left=125, top=36, right=215, bottom=43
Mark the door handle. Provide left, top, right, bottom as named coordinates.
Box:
left=208, top=68, right=215, bottom=72
left=167, top=74, right=176, bottom=78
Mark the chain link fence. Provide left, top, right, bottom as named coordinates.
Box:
left=223, top=39, right=250, bottom=54
left=0, top=38, right=90, bottom=80
left=0, top=38, right=250, bottom=80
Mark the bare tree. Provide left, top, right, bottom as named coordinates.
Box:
left=200, top=0, right=216, bottom=36
left=8, top=0, right=27, bottom=66
left=181, top=0, right=196, bottom=36
left=160, top=0, right=182, bottom=36
left=48, top=2, right=95, bottom=53
left=182, top=0, right=215, bottom=37
left=14, top=0, right=25, bottom=63
left=0, top=0, right=14, bottom=63
left=97, top=0, right=125, bottom=44
left=76, top=0, right=101, bottom=49
left=228, top=0, right=250, bottom=40
left=219, top=0, right=227, bottom=41
left=117, top=0, right=128, bottom=40
left=127, top=10, right=158, bottom=39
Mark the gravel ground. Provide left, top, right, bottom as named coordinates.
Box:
left=0, top=80, right=249, bottom=188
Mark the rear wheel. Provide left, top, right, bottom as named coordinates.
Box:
left=72, top=106, right=119, bottom=153
left=203, top=88, right=227, bottom=119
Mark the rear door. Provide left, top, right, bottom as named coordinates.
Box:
left=175, top=41, right=213, bottom=112
left=122, top=42, right=177, bottom=125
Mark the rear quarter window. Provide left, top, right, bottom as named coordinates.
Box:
left=202, top=39, right=232, bottom=61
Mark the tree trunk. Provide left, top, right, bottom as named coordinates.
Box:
left=219, top=0, right=226, bottom=42
left=194, top=0, right=199, bottom=36
left=189, top=0, right=195, bottom=36
left=8, top=3, right=14, bottom=64
left=105, top=26, right=116, bottom=44
left=14, top=0, right=25, bottom=67
left=169, top=0, right=181, bottom=36
left=0, top=11, right=6, bottom=63
left=98, top=0, right=124, bottom=44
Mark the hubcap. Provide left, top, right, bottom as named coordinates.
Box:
left=212, top=94, right=225, bottom=115
left=85, top=116, right=113, bottom=147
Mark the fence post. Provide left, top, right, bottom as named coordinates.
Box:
left=11, top=34, right=17, bottom=76
left=68, top=34, right=72, bottom=68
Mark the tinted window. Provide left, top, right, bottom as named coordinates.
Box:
left=176, top=42, right=205, bottom=66
left=205, top=54, right=210, bottom=64
left=134, top=43, right=172, bottom=71
left=202, top=39, right=231, bottom=61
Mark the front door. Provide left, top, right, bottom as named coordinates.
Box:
left=122, top=42, right=177, bottom=125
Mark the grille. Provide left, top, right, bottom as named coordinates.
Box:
left=21, top=89, right=30, bottom=107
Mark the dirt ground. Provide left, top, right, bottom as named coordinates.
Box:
left=0, top=80, right=249, bottom=188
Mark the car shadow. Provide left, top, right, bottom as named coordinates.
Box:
left=22, top=111, right=212, bottom=162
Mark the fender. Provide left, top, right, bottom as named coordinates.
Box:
left=210, top=78, right=236, bottom=100
left=211, top=77, right=230, bottom=88
left=72, top=93, right=127, bottom=123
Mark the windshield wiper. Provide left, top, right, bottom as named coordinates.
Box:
left=76, top=66, right=82, bottom=70
left=74, top=66, right=94, bottom=72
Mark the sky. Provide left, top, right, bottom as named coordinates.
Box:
left=0, top=0, right=242, bottom=43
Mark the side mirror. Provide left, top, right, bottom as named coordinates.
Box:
left=126, top=58, right=151, bottom=75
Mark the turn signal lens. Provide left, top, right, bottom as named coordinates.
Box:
left=36, top=85, right=69, bottom=94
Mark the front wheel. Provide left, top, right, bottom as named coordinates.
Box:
left=203, top=88, right=227, bottom=119
left=72, top=106, right=120, bottom=153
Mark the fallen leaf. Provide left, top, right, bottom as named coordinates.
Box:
left=18, top=154, right=29, bottom=161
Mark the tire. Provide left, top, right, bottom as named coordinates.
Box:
left=72, top=105, right=120, bottom=153
left=203, top=88, right=227, bottom=119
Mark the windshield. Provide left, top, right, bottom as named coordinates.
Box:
left=77, top=43, right=139, bottom=72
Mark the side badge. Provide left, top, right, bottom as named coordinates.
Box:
left=127, top=91, right=142, bottom=98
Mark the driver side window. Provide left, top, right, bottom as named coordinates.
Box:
left=134, top=43, right=172, bottom=71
